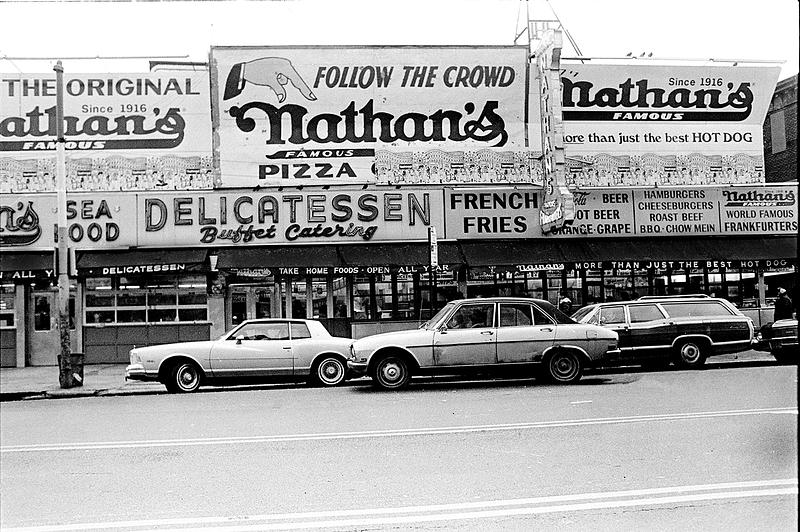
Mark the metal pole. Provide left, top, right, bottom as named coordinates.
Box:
left=54, top=61, right=73, bottom=388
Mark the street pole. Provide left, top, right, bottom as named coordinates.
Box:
left=54, top=61, right=74, bottom=388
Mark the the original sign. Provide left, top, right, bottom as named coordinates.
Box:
left=211, top=46, right=529, bottom=187
left=137, top=189, right=444, bottom=246
left=0, top=72, right=213, bottom=191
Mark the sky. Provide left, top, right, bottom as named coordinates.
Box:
left=0, top=0, right=798, bottom=79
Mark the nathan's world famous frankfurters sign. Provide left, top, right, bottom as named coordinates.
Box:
left=559, top=64, right=781, bottom=186
left=0, top=72, right=213, bottom=191
left=211, top=46, right=529, bottom=187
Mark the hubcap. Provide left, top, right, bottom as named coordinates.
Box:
left=380, top=360, right=402, bottom=383
left=319, top=359, right=344, bottom=384
left=552, top=355, right=577, bottom=380
left=681, top=344, right=700, bottom=363
left=178, top=365, right=198, bottom=390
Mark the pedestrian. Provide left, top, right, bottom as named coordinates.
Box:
left=558, top=290, right=572, bottom=314
left=774, top=287, right=794, bottom=321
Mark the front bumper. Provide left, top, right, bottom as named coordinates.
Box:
left=347, top=360, right=369, bottom=378
left=125, top=363, right=158, bottom=382
left=603, top=348, right=623, bottom=366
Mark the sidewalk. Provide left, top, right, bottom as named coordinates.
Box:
left=0, top=350, right=781, bottom=402
left=0, top=364, right=163, bottom=401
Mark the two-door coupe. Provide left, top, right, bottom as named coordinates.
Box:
left=125, top=319, right=352, bottom=392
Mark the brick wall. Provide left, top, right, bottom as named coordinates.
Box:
left=763, top=74, right=798, bottom=183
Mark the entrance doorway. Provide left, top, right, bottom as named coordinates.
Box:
left=28, top=290, right=58, bottom=366
left=228, top=285, right=278, bottom=330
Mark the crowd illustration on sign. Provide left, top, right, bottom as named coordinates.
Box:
left=0, top=155, right=215, bottom=192
left=0, top=151, right=765, bottom=191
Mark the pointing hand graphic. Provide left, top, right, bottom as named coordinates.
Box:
left=224, top=56, right=317, bottom=103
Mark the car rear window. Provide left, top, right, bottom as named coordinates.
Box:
left=291, top=322, right=312, bottom=339
left=661, top=301, right=734, bottom=318
left=628, top=304, right=665, bottom=323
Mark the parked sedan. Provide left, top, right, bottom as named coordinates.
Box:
left=755, top=319, right=798, bottom=364
left=348, top=297, right=620, bottom=390
left=125, top=319, right=352, bottom=393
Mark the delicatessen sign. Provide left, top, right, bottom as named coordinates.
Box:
left=137, top=189, right=442, bottom=246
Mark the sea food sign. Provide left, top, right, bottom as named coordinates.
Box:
left=137, top=189, right=443, bottom=246
left=211, top=46, right=528, bottom=187
left=0, top=193, right=137, bottom=249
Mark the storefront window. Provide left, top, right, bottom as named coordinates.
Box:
left=0, top=284, right=15, bottom=328
left=311, top=279, right=327, bottom=318
left=84, top=274, right=208, bottom=324
left=33, top=296, right=50, bottom=330
left=525, top=272, right=545, bottom=300
left=254, top=288, right=271, bottom=319
left=332, top=276, right=348, bottom=318
left=604, top=268, right=633, bottom=302
left=352, top=275, right=373, bottom=320
left=375, top=274, right=392, bottom=319
left=290, top=280, right=307, bottom=318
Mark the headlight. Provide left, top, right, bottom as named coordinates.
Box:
left=130, top=350, right=141, bottom=364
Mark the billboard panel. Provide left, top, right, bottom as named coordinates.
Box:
left=559, top=64, right=781, bottom=187
left=0, top=72, right=213, bottom=192
left=211, top=46, right=530, bottom=187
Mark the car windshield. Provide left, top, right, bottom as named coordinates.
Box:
left=571, top=305, right=595, bottom=322
left=420, top=303, right=455, bottom=329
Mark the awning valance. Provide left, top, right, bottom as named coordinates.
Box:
left=338, top=243, right=463, bottom=267
left=216, top=246, right=342, bottom=270
left=0, top=251, right=55, bottom=280
left=76, top=249, right=208, bottom=276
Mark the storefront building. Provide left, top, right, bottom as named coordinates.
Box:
left=1, top=41, right=796, bottom=367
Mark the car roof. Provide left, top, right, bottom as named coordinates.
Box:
left=592, top=296, right=726, bottom=306
left=453, top=297, right=553, bottom=306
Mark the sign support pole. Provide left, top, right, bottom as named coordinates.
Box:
left=54, top=61, right=75, bottom=388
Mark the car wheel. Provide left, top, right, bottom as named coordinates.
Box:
left=169, top=361, right=202, bottom=393
left=311, top=356, right=347, bottom=387
left=545, top=350, right=583, bottom=384
left=674, top=340, right=707, bottom=369
left=372, top=355, right=411, bottom=390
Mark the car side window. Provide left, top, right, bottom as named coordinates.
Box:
left=530, top=304, right=555, bottom=325
left=600, top=306, right=626, bottom=326
left=291, top=322, right=312, bottom=339
left=499, top=304, right=533, bottom=327
left=628, top=304, right=665, bottom=323
left=234, top=322, right=290, bottom=341
left=447, top=304, right=495, bottom=329
left=661, top=301, right=734, bottom=318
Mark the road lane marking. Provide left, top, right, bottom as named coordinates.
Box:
left=1, top=406, right=795, bottom=454
left=2, top=479, right=796, bottom=531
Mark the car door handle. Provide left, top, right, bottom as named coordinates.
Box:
left=539, top=327, right=554, bottom=332
left=282, top=346, right=291, bottom=350
left=481, top=330, right=494, bottom=335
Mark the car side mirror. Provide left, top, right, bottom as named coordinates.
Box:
left=236, top=335, right=244, bottom=345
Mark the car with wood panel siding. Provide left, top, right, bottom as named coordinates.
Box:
left=572, top=295, right=754, bottom=369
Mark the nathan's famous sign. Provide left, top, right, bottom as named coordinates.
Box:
left=0, top=72, right=212, bottom=190
left=211, top=46, right=529, bottom=187
left=558, top=64, right=781, bottom=186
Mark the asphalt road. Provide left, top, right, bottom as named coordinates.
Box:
left=1, top=362, right=797, bottom=531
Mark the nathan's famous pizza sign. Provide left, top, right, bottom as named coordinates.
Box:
left=211, top=46, right=529, bottom=187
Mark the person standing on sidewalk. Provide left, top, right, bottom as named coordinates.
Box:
left=773, top=288, right=794, bottom=321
